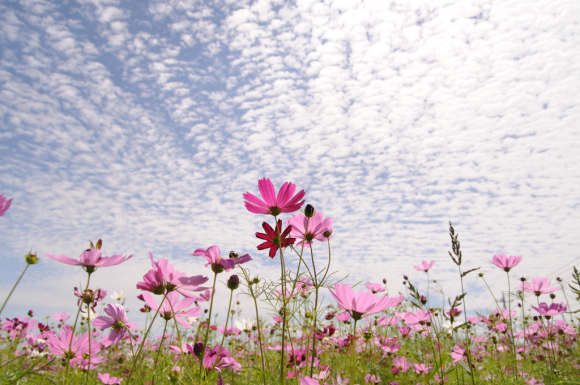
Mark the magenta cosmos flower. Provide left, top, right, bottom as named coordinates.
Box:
left=491, top=254, right=522, bottom=272
left=328, top=282, right=400, bottom=321
left=0, top=194, right=12, bottom=216
left=519, top=277, right=558, bottom=296
left=243, top=178, right=305, bottom=216
left=137, top=252, right=209, bottom=297
left=46, top=248, right=132, bottom=273
left=143, top=292, right=201, bottom=328
left=413, top=260, right=435, bottom=272
left=93, top=304, right=137, bottom=346
left=531, top=302, right=567, bottom=317
left=256, top=220, right=296, bottom=258
left=192, top=246, right=252, bottom=274
left=286, top=211, right=333, bottom=248
left=404, top=309, right=432, bottom=326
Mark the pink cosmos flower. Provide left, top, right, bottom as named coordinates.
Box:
left=0, top=194, right=12, bottom=216
left=413, top=362, right=432, bottom=375
left=336, top=312, right=351, bottom=322
left=365, top=282, right=386, bottom=294
left=451, top=343, right=466, bottom=362
left=93, top=304, right=137, bottom=346
left=46, top=249, right=132, bottom=272
left=47, top=330, right=101, bottom=368
left=143, top=292, right=201, bottom=328
left=98, top=373, right=123, bottom=384
left=392, top=356, right=410, bottom=372
left=256, top=220, right=296, bottom=258
left=195, top=344, right=242, bottom=372
left=531, top=302, right=567, bottom=317
left=365, top=374, right=381, bottom=384
left=53, top=312, right=70, bottom=323
left=192, top=246, right=252, bottom=274
left=404, top=309, right=432, bottom=326
left=519, top=277, right=558, bottom=296
left=413, top=260, right=435, bottom=272
left=328, top=283, right=401, bottom=321
left=287, top=211, right=333, bottom=248
left=492, top=254, right=522, bottom=272
left=243, top=178, right=305, bottom=216
left=299, top=376, right=319, bottom=385
left=137, top=252, right=209, bottom=297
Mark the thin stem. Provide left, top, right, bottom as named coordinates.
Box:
left=279, top=248, right=287, bottom=385
left=0, top=264, right=30, bottom=316
left=506, top=273, right=517, bottom=377
left=200, top=273, right=218, bottom=376
left=152, top=320, right=169, bottom=384
left=212, top=289, right=234, bottom=372
left=350, top=319, right=358, bottom=384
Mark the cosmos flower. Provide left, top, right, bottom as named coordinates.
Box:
left=93, top=304, right=137, bottom=346
left=142, top=292, right=201, bottom=329
left=0, top=194, right=12, bottom=217
left=192, top=246, right=252, bottom=274
left=137, top=252, right=209, bottom=297
left=256, top=220, right=296, bottom=258
left=328, top=283, right=401, bottom=321
left=413, top=260, right=435, bottom=272
left=519, top=277, right=558, bottom=296
left=365, top=282, right=386, bottom=294
left=491, top=254, right=522, bottom=272
left=46, top=249, right=132, bottom=272
left=243, top=178, right=305, bottom=216
left=286, top=211, right=333, bottom=248
left=531, top=302, right=567, bottom=317
left=98, top=373, right=123, bottom=384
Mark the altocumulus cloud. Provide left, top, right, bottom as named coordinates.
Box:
left=0, top=0, right=579, bottom=321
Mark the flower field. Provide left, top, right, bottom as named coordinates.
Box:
left=1, top=180, right=579, bottom=385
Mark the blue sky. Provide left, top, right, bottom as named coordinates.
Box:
left=1, top=0, right=579, bottom=324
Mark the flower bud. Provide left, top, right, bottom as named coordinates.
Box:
left=168, top=366, right=182, bottom=383
left=229, top=251, right=239, bottom=259
left=25, top=252, right=39, bottom=265
left=28, top=309, right=34, bottom=317
left=304, top=204, right=315, bottom=218
left=420, top=295, right=427, bottom=305
left=252, top=276, right=260, bottom=284
left=193, top=342, right=205, bottom=359
left=227, top=275, right=240, bottom=290
left=323, top=230, right=332, bottom=238
left=382, top=278, right=387, bottom=284
left=550, top=293, right=556, bottom=299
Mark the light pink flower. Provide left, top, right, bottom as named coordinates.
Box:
left=451, top=343, right=466, bottom=362
left=93, top=304, right=137, bottom=346
left=413, top=260, right=435, bottom=272
left=46, top=249, right=131, bottom=271
left=336, top=312, right=351, bottom=322
left=47, top=330, right=101, bottom=368
left=491, top=254, right=522, bottom=272
left=98, top=372, right=123, bottom=384
left=143, top=292, right=201, bottom=328
left=192, top=246, right=251, bottom=274
left=137, top=252, right=209, bottom=297
left=53, top=312, right=70, bottom=323
left=0, top=194, right=12, bottom=217
left=392, top=356, right=410, bottom=372
left=299, top=376, right=319, bottom=385
left=404, top=310, right=432, bottom=326
left=243, top=178, right=305, bottom=216
left=413, top=362, right=432, bottom=374
left=365, top=282, right=386, bottom=294
left=519, top=278, right=558, bottom=296
left=287, top=212, right=333, bottom=248
left=531, top=302, right=567, bottom=317
left=329, top=283, right=401, bottom=321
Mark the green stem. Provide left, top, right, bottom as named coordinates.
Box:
left=0, top=264, right=30, bottom=316
left=200, top=273, right=218, bottom=376
left=506, top=273, right=517, bottom=377
left=152, top=320, right=169, bottom=384
left=350, top=319, right=358, bottom=384
left=212, top=289, right=234, bottom=372
left=279, top=248, right=287, bottom=385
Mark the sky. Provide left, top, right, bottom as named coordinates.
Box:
left=1, top=0, right=579, bottom=326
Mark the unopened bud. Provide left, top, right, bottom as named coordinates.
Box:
left=304, top=204, right=315, bottom=218
left=382, top=278, right=387, bottom=284
left=25, top=252, right=39, bottom=265
left=323, top=230, right=332, bottom=238
left=550, top=293, right=556, bottom=299
left=227, top=275, right=239, bottom=290
left=168, top=366, right=182, bottom=383
left=252, top=276, right=260, bottom=284
left=229, top=251, right=239, bottom=259
left=193, top=342, right=204, bottom=359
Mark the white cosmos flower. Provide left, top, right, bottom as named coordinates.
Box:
left=234, top=318, right=255, bottom=331
left=111, top=291, right=126, bottom=301
left=81, top=309, right=97, bottom=320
